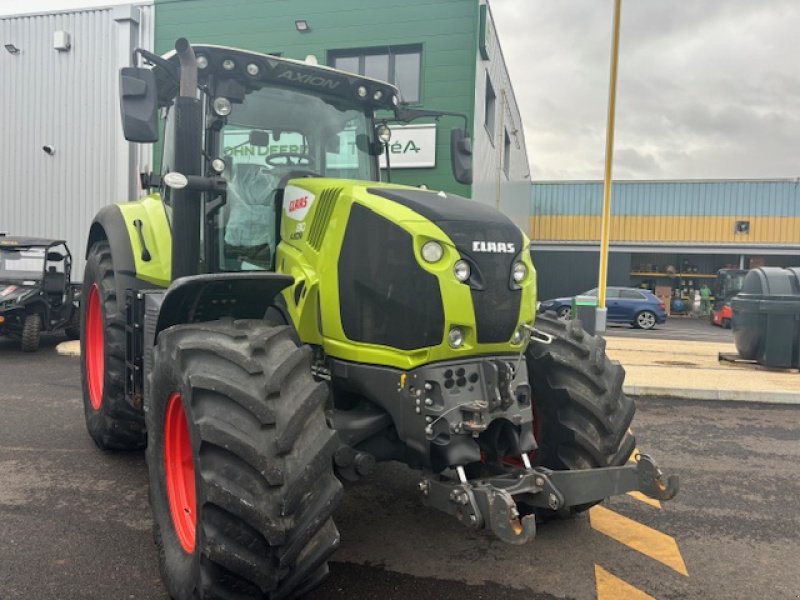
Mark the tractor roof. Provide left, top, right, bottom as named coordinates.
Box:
left=156, top=43, right=401, bottom=112
left=0, top=236, right=65, bottom=248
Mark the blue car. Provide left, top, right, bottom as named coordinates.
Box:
left=538, top=287, right=667, bottom=330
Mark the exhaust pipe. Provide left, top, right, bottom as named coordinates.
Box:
left=174, top=37, right=197, bottom=98
left=170, top=38, right=203, bottom=280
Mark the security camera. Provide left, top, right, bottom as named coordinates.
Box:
left=42, top=145, right=55, bottom=156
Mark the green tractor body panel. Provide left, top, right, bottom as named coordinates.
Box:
left=277, top=178, right=537, bottom=371
left=116, top=194, right=173, bottom=287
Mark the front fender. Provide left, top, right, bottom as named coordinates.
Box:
left=154, top=272, right=294, bottom=342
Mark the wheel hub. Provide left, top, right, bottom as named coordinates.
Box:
left=164, top=392, right=197, bottom=554
left=85, top=284, right=104, bottom=410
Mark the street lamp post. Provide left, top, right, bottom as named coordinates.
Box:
left=596, top=0, right=623, bottom=333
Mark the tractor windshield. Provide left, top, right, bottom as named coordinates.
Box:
left=210, top=85, right=375, bottom=272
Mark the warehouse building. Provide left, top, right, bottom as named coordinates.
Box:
left=0, top=0, right=529, bottom=276
left=530, top=179, right=800, bottom=301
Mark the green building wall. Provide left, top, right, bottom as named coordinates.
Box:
left=155, top=0, right=479, bottom=196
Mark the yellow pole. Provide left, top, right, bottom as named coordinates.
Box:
left=597, top=0, right=622, bottom=331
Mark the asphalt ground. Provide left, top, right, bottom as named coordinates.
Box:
left=2, top=338, right=800, bottom=599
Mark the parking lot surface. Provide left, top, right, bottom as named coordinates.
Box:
left=2, top=336, right=799, bottom=599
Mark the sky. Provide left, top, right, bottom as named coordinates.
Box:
left=490, top=0, right=800, bottom=180
left=2, top=0, right=798, bottom=181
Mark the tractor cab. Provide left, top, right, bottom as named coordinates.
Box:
left=122, top=42, right=472, bottom=276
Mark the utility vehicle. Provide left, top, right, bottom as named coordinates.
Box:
left=0, top=236, right=80, bottom=351
left=81, top=39, right=678, bottom=599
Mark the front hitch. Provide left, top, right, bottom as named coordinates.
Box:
left=418, top=453, right=679, bottom=545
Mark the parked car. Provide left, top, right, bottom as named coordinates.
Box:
left=538, top=287, right=667, bottom=330
left=0, top=236, right=80, bottom=351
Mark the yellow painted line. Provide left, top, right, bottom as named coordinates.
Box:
left=595, top=564, right=655, bottom=600
left=627, top=490, right=662, bottom=509
left=590, top=505, right=688, bottom=576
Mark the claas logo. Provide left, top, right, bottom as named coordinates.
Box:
left=288, top=196, right=309, bottom=213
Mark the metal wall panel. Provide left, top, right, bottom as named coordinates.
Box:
left=530, top=180, right=800, bottom=245
left=0, top=3, right=154, bottom=279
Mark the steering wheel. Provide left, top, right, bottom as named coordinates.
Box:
left=265, top=152, right=316, bottom=168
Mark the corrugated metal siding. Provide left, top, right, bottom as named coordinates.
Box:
left=0, top=3, right=154, bottom=278
left=530, top=180, right=800, bottom=244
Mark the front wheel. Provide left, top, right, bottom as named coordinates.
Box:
left=556, top=305, right=571, bottom=320
left=80, top=241, right=145, bottom=450
left=20, top=313, right=42, bottom=352
left=526, top=313, right=636, bottom=514
left=634, top=310, right=657, bottom=330
left=147, top=319, right=342, bottom=600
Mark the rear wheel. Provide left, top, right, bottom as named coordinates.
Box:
left=147, top=319, right=342, bottom=600
left=526, top=313, right=635, bottom=514
left=20, top=313, right=42, bottom=352
left=64, top=307, right=80, bottom=340
left=80, top=241, right=145, bottom=450
left=634, top=310, right=656, bottom=330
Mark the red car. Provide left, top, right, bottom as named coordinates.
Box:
left=711, top=301, right=733, bottom=328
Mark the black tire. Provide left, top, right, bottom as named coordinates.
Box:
left=20, top=313, right=42, bottom=352
left=147, top=319, right=342, bottom=600
left=80, top=240, right=146, bottom=450
left=723, top=318, right=731, bottom=329
left=526, top=313, right=636, bottom=514
left=64, top=307, right=80, bottom=340
left=634, top=310, right=657, bottom=330
left=556, top=305, right=571, bottom=320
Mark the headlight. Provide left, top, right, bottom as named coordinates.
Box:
left=196, top=54, right=208, bottom=69
left=453, top=260, right=471, bottom=282
left=421, top=241, right=443, bottom=263
left=448, top=327, right=465, bottom=348
left=210, top=158, right=226, bottom=174
left=512, top=261, right=527, bottom=283
left=212, top=97, right=232, bottom=116
left=222, top=58, right=236, bottom=71
left=246, top=62, right=260, bottom=76
left=356, top=85, right=368, bottom=98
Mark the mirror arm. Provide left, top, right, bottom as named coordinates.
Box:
left=133, top=48, right=179, bottom=84
left=393, top=107, right=470, bottom=135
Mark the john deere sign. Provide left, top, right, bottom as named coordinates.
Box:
left=379, top=124, right=436, bottom=169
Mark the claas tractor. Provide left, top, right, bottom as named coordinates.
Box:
left=80, top=39, right=678, bottom=599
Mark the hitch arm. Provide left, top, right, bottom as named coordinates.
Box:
left=417, top=454, right=679, bottom=545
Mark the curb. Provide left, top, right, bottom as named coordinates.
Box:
left=625, top=384, right=800, bottom=405
left=56, top=341, right=80, bottom=357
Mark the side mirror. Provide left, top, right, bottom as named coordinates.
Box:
left=249, top=130, right=270, bottom=147
left=119, top=67, right=159, bottom=143
left=450, top=129, right=473, bottom=185
left=356, top=133, right=384, bottom=156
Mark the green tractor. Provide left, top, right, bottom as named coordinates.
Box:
left=81, top=39, right=678, bottom=599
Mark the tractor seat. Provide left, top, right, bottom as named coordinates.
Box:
left=44, top=268, right=66, bottom=302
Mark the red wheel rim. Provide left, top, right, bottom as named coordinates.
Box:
left=164, top=392, right=196, bottom=554
left=85, top=283, right=104, bottom=410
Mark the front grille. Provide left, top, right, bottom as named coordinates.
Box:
left=366, top=188, right=523, bottom=344
left=338, top=203, right=444, bottom=350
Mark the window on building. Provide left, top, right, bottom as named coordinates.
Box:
left=484, top=73, right=496, bottom=140
left=503, top=129, right=511, bottom=177
left=330, top=46, right=422, bottom=104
